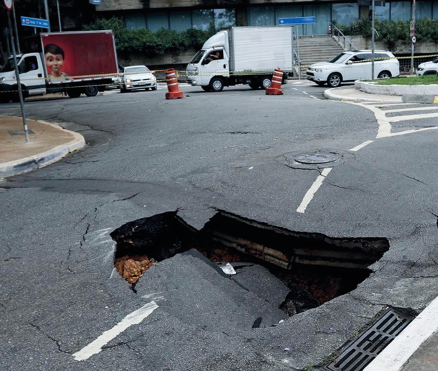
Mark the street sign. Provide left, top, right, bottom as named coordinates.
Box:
left=21, top=16, right=50, bottom=29
left=410, top=20, right=415, bottom=36
left=3, top=0, right=13, bottom=11
left=91, top=0, right=101, bottom=4
left=412, top=36, right=417, bottom=44
left=278, top=16, right=316, bottom=25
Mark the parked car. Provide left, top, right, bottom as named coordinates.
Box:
left=120, top=65, right=157, bottom=92
left=306, top=50, right=400, bottom=87
left=416, top=57, right=438, bottom=76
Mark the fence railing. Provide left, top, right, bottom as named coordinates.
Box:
left=331, top=23, right=358, bottom=51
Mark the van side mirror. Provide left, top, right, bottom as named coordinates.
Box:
left=346, top=61, right=353, bottom=65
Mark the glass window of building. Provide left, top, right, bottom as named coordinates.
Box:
left=303, top=4, right=331, bottom=35
left=374, top=3, right=390, bottom=20
left=332, top=3, right=359, bottom=27
left=214, top=8, right=236, bottom=30
left=170, top=10, right=192, bottom=31
left=248, top=6, right=275, bottom=26
left=125, top=13, right=147, bottom=31
left=391, top=2, right=411, bottom=21
left=276, top=4, right=303, bottom=18
left=416, top=1, right=432, bottom=19
left=433, top=1, right=438, bottom=19
left=193, top=9, right=214, bottom=31
left=147, top=12, right=169, bottom=32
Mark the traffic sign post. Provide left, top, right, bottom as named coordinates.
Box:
left=5, top=5, right=30, bottom=143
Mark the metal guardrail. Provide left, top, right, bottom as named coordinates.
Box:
left=331, top=23, right=359, bottom=51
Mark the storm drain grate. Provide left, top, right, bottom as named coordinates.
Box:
left=326, top=308, right=415, bottom=371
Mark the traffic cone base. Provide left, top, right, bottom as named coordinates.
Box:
left=266, top=68, right=284, bottom=95
left=165, top=68, right=184, bottom=100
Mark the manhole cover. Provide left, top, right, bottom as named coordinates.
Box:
left=294, top=152, right=339, bottom=164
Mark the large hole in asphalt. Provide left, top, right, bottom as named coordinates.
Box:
left=111, top=211, right=389, bottom=315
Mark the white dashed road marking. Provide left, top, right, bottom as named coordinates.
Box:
left=296, top=168, right=332, bottom=214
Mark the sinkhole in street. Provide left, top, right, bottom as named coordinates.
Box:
left=111, top=211, right=389, bottom=314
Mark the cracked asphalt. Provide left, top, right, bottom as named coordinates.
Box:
left=1, top=82, right=438, bottom=370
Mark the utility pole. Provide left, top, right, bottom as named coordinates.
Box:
left=57, top=0, right=62, bottom=31
left=371, top=0, right=375, bottom=79
left=411, top=0, right=416, bottom=74
left=43, top=0, right=51, bottom=32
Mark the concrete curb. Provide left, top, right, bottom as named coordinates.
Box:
left=364, top=296, right=438, bottom=371
left=324, top=88, right=385, bottom=102
left=0, top=121, right=86, bottom=179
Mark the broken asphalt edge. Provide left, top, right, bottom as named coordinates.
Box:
left=0, top=120, right=86, bottom=179
left=363, top=296, right=438, bottom=371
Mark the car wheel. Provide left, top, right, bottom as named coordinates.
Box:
left=424, top=70, right=438, bottom=76
left=261, top=76, right=272, bottom=89
left=209, top=77, right=224, bottom=92
left=84, top=85, right=99, bottom=97
left=377, top=71, right=392, bottom=79
left=327, top=73, right=342, bottom=88
left=201, top=86, right=211, bottom=92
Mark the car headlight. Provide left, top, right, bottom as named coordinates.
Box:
left=314, top=68, right=323, bottom=73
left=126, top=78, right=131, bottom=83
left=0, top=77, right=4, bottom=83
left=417, top=68, right=423, bottom=71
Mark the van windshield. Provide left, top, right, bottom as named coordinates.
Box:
left=329, top=53, right=351, bottom=64
left=1, top=56, right=21, bottom=72
left=190, top=49, right=205, bottom=64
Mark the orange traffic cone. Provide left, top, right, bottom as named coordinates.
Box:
left=266, top=68, right=283, bottom=95
left=165, top=68, right=184, bottom=99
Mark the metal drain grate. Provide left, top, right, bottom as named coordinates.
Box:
left=326, top=308, right=415, bottom=371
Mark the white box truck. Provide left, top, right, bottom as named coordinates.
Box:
left=186, top=26, right=293, bottom=92
left=0, top=30, right=119, bottom=103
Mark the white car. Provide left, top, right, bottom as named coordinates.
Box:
left=306, top=50, right=400, bottom=87
left=416, top=58, right=438, bottom=76
left=120, top=65, right=157, bottom=92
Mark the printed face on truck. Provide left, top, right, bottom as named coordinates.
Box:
left=44, top=44, right=66, bottom=78
left=45, top=53, right=64, bottom=76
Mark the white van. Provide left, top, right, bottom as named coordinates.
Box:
left=306, top=50, right=400, bottom=87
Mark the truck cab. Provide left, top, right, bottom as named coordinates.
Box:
left=0, top=53, right=47, bottom=100
left=186, top=31, right=230, bottom=91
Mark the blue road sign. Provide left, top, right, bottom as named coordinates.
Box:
left=278, top=16, right=316, bottom=25
left=91, top=0, right=101, bottom=4
left=21, top=16, right=50, bottom=28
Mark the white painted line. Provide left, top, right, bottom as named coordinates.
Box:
left=303, top=91, right=309, bottom=95
left=309, top=95, right=321, bottom=101
left=364, top=296, right=438, bottom=371
left=381, top=126, right=438, bottom=138
left=350, top=140, right=374, bottom=152
left=73, top=301, right=159, bottom=361
left=296, top=168, right=332, bottom=214
left=384, top=106, right=438, bottom=113
left=388, top=112, right=438, bottom=122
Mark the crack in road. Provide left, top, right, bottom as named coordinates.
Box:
left=29, top=323, right=71, bottom=355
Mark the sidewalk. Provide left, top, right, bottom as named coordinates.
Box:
left=0, top=115, right=85, bottom=178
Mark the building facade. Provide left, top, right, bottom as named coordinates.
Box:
left=95, top=0, right=438, bottom=36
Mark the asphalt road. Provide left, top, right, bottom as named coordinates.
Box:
left=1, top=81, right=438, bottom=370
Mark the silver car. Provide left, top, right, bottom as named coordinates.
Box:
left=120, top=65, right=157, bottom=92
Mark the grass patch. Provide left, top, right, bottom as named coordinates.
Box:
left=373, top=75, right=438, bottom=85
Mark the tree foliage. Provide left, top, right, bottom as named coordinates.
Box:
left=338, top=18, right=438, bottom=50
left=82, top=17, right=215, bottom=57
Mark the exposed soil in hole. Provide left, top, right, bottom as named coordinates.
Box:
left=111, top=211, right=389, bottom=314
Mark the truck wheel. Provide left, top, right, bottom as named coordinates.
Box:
left=261, top=76, right=271, bottom=89
left=327, top=73, right=342, bottom=88
left=84, top=85, right=99, bottom=97
left=209, top=78, right=224, bottom=92
left=67, top=88, right=82, bottom=98
left=201, top=86, right=211, bottom=92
